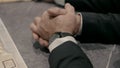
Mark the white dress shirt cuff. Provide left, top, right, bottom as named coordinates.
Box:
left=76, top=12, right=83, bottom=36
left=48, top=36, right=77, bottom=52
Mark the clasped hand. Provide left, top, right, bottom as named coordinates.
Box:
left=30, top=3, right=81, bottom=47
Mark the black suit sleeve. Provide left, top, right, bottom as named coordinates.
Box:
left=65, top=0, right=120, bottom=13
left=49, top=41, right=93, bottom=68
left=65, top=0, right=120, bottom=44
left=75, top=13, right=120, bottom=44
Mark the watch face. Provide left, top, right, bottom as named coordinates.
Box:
left=49, top=33, right=60, bottom=45
left=51, top=33, right=60, bottom=40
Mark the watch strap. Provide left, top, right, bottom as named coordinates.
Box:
left=55, top=32, right=73, bottom=37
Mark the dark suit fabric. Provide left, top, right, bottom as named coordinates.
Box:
left=49, top=41, right=93, bottom=68
left=65, top=0, right=120, bottom=44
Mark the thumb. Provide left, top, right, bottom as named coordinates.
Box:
left=47, top=7, right=66, bottom=17
left=65, top=3, right=75, bottom=14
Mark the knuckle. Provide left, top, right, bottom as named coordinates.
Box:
left=71, top=6, right=75, bottom=10
left=43, top=11, right=47, bottom=15
left=34, top=17, right=40, bottom=23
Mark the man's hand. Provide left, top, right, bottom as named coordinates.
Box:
left=37, top=3, right=77, bottom=40
left=30, top=3, right=81, bottom=47
left=30, top=6, right=67, bottom=47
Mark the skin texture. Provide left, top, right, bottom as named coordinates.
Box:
left=30, top=3, right=81, bottom=47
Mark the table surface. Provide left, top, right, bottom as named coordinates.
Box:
left=0, top=18, right=27, bottom=68
left=0, top=2, right=120, bottom=68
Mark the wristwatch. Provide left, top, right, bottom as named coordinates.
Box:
left=49, top=32, right=73, bottom=45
